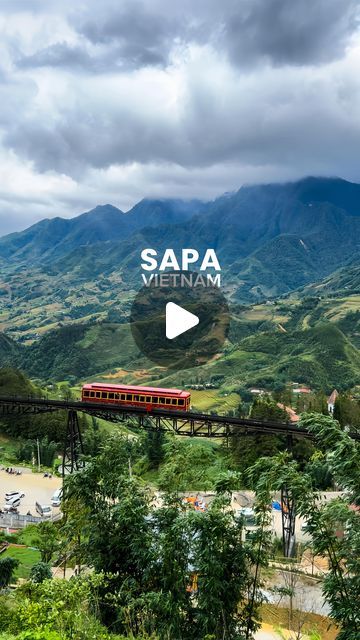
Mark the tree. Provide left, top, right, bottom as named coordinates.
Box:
left=58, top=496, right=89, bottom=576
left=62, top=432, right=267, bottom=638
left=30, top=562, right=52, bottom=583
left=333, top=393, right=360, bottom=428
left=304, top=450, right=333, bottom=490
left=250, top=413, right=360, bottom=639
left=0, top=556, right=19, bottom=588
left=64, top=433, right=153, bottom=631
left=142, top=429, right=165, bottom=469
left=34, top=522, right=59, bottom=564
left=14, top=573, right=109, bottom=639
left=158, top=438, right=220, bottom=491
left=38, top=437, right=58, bottom=467
left=190, top=494, right=260, bottom=639
left=250, top=397, right=288, bottom=422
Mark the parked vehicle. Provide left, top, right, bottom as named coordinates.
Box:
left=35, top=502, right=53, bottom=519
left=5, top=491, right=25, bottom=500
left=5, top=496, right=21, bottom=507
left=51, top=488, right=63, bottom=507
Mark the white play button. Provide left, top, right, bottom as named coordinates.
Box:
left=166, top=302, right=199, bottom=340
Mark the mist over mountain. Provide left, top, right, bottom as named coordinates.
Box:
left=0, top=198, right=206, bottom=264
left=1, top=176, right=360, bottom=389
left=1, top=176, right=360, bottom=304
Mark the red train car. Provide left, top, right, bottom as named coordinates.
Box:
left=81, top=383, right=191, bottom=412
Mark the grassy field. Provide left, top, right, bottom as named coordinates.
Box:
left=190, top=389, right=240, bottom=413
left=260, top=604, right=338, bottom=639
left=3, top=544, right=40, bottom=580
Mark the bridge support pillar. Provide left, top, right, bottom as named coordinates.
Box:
left=62, top=410, right=85, bottom=477
left=281, top=485, right=296, bottom=557
left=281, top=433, right=296, bottom=557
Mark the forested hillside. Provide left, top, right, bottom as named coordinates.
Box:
left=1, top=177, right=360, bottom=392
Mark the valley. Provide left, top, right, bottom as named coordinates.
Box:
left=1, top=289, right=360, bottom=398
left=0, top=178, right=359, bottom=640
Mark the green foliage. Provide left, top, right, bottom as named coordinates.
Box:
left=1, top=546, right=40, bottom=581
left=230, top=398, right=287, bottom=485
left=16, top=437, right=58, bottom=467
left=61, top=433, right=264, bottom=638
left=250, top=397, right=288, bottom=422
left=33, top=522, right=59, bottom=564
left=304, top=451, right=333, bottom=490
left=250, top=413, right=360, bottom=639
left=15, top=440, right=33, bottom=463
left=17, top=631, right=63, bottom=640
left=333, top=393, right=360, bottom=428
left=0, top=368, right=37, bottom=397
left=158, top=438, right=227, bottom=492
left=142, top=430, right=165, bottom=470
left=0, top=557, right=19, bottom=588
left=30, top=562, right=52, bottom=584
left=189, top=495, right=259, bottom=639
left=13, top=573, right=111, bottom=639
left=0, top=369, right=68, bottom=441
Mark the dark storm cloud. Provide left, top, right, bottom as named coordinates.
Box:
left=4, top=103, right=179, bottom=175
left=17, top=2, right=180, bottom=72
left=222, top=0, right=359, bottom=66
left=16, top=0, right=359, bottom=73
left=76, top=0, right=359, bottom=67
left=79, top=3, right=176, bottom=68
left=1, top=0, right=360, bottom=234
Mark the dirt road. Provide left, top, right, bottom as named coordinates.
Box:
left=0, top=467, right=62, bottom=516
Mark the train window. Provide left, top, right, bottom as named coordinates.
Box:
left=96, top=392, right=101, bottom=398
left=152, top=396, right=158, bottom=403
left=101, top=392, right=108, bottom=399
left=165, top=398, right=171, bottom=404
left=134, top=395, right=139, bottom=401
left=178, top=399, right=184, bottom=406
left=83, top=390, right=89, bottom=397
left=109, top=393, right=114, bottom=399
left=159, top=397, right=166, bottom=404
left=90, top=391, right=95, bottom=397
left=146, top=396, right=151, bottom=402
left=140, top=395, right=145, bottom=402
left=171, top=399, right=177, bottom=405
left=126, top=394, right=132, bottom=401
left=120, top=394, right=126, bottom=400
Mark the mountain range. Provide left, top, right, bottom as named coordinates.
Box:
left=1, top=176, right=360, bottom=299
left=1, top=175, right=360, bottom=390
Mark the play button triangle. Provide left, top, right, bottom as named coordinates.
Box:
left=166, top=302, right=199, bottom=340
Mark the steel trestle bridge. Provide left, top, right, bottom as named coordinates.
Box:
left=1, top=394, right=358, bottom=557
left=0, top=394, right=319, bottom=438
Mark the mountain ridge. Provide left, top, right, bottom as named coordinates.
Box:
left=1, top=176, right=360, bottom=339
left=0, top=198, right=207, bottom=264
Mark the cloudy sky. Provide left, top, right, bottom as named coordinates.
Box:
left=0, top=0, right=360, bottom=234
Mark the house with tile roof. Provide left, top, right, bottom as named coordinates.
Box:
left=276, top=403, right=300, bottom=423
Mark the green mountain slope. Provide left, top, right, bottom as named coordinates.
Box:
left=20, top=322, right=151, bottom=380
left=1, top=292, right=359, bottom=394
left=0, top=334, right=22, bottom=366
left=303, top=263, right=360, bottom=297
left=1, top=176, right=360, bottom=396
left=0, top=199, right=205, bottom=265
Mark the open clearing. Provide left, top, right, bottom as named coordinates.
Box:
left=0, top=468, right=61, bottom=516
left=190, top=389, right=240, bottom=413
